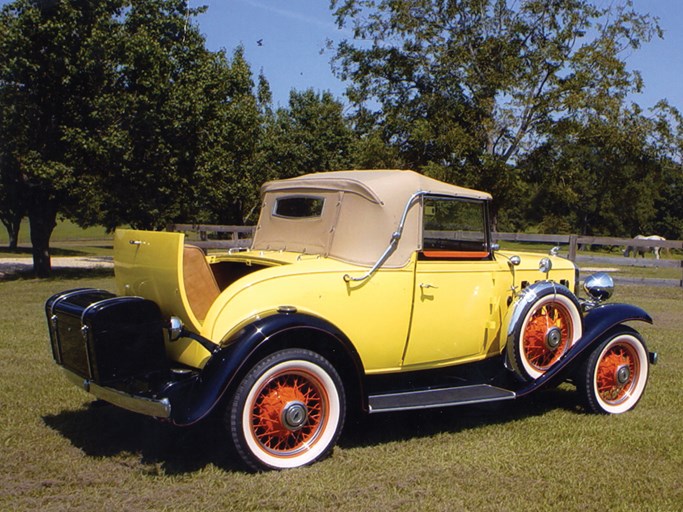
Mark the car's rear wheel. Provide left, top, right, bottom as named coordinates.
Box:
left=227, top=348, right=345, bottom=471
left=579, top=328, right=649, bottom=414
left=508, top=284, right=582, bottom=381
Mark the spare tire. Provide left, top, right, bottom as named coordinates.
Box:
left=506, top=282, right=582, bottom=381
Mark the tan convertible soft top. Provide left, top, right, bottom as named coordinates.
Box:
left=252, top=170, right=491, bottom=267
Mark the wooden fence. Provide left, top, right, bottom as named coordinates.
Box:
left=168, top=224, right=683, bottom=287
left=492, top=233, right=683, bottom=288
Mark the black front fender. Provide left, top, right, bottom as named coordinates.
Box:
left=580, top=303, right=652, bottom=343
left=167, top=312, right=364, bottom=426
left=516, top=303, right=652, bottom=397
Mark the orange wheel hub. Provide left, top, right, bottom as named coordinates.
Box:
left=523, top=303, right=572, bottom=371
left=250, top=372, right=325, bottom=456
left=596, top=344, right=638, bottom=404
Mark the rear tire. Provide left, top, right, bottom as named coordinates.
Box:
left=227, top=348, right=345, bottom=471
left=579, top=327, right=649, bottom=414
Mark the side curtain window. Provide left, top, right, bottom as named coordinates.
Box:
left=422, top=197, right=489, bottom=258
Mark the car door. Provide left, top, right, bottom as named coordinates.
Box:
left=402, top=196, right=507, bottom=369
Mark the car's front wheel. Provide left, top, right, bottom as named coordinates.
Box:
left=578, top=327, right=649, bottom=414
left=507, top=284, right=582, bottom=381
left=227, top=348, right=346, bottom=471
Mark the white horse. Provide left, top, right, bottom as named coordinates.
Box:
left=624, top=235, right=666, bottom=259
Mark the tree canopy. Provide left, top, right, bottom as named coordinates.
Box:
left=0, top=0, right=264, bottom=275
left=330, top=0, right=663, bottom=218
left=0, top=0, right=682, bottom=277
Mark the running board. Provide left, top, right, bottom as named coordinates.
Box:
left=368, top=384, right=516, bottom=414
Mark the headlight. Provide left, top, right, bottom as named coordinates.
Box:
left=168, top=316, right=184, bottom=341
left=583, top=272, right=614, bottom=303
left=539, top=257, right=552, bottom=274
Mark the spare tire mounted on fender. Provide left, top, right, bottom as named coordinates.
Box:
left=506, top=282, right=583, bottom=381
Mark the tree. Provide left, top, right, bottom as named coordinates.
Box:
left=520, top=105, right=670, bottom=237
left=331, top=0, right=661, bottom=221
left=0, top=0, right=125, bottom=275
left=0, top=0, right=264, bottom=275
left=0, top=151, right=25, bottom=249
left=650, top=103, right=683, bottom=240
left=91, top=8, right=262, bottom=229
left=258, top=89, right=355, bottom=180
left=190, top=47, right=264, bottom=226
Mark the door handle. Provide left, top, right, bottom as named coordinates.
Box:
left=419, top=283, right=438, bottom=289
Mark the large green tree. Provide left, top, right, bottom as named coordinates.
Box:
left=521, top=106, right=665, bottom=236
left=0, top=0, right=124, bottom=274
left=0, top=0, right=263, bottom=276
left=331, top=0, right=661, bottom=221
left=258, top=89, right=355, bottom=182
left=649, top=103, right=683, bottom=240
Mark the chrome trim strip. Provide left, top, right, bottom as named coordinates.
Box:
left=62, top=368, right=171, bottom=419
left=344, top=190, right=427, bottom=283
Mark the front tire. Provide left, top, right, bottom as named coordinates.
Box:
left=579, top=327, right=649, bottom=414
left=227, top=349, right=346, bottom=471
left=508, top=284, right=582, bottom=381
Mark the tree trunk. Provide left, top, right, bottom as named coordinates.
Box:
left=28, top=200, right=58, bottom=278
left=1, top=212, right=22, bottom=250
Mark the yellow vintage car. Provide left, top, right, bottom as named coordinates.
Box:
left=46, top=170, right=656, bottom=471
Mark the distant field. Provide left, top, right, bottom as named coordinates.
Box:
left=0, top=220, right=114, bottom=258
left=0, top=270, right=681, bottom=511
left=0, top=219, right=113, bottom=244
left=2, top=222, right=681, bottom=283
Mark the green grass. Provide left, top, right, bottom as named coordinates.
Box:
left=0, top=269, right=681, bottom=511
left=0, top=220, right=114, bottom=259
left=0, top=218, right=113, bottom=245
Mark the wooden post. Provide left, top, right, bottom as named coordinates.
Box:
left=568, top=235, right=578, bottom=262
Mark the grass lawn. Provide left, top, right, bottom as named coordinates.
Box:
left=0, top=220, right=114, bottom=259
left=0, top=268, right=681, bottom=511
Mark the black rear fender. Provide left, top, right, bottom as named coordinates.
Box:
left=169, top=312, right=365, bottom=426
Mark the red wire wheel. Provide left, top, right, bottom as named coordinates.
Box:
left=521, top=301, right=574, bottom=373
left=228, top=349, right=345, bottom=471
left=508, top=284, right=582, bottom=381
left=580, top=328, right=649, bottom=414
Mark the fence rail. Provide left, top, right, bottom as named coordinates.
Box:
left=168, top=224, right=683, bottom=287
left=493, top=232, right=683, bottom=287
left=167, top=224, right=254, bottom=250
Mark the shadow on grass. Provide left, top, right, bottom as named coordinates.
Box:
left=340, top=386, right=581, bottom=449
left=43, top=386, right=580, bottom=475
left=0, top=246, right=112, bottom=258
left=43, top=403, right=244, bottom=474
left=0, top=267, right=114, bottom=282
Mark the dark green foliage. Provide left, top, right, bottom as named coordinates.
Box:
left=0, top=0, right=267, bottom=274
left=330, top=0, right=666, bottom=223
left=259, top=89, right=355, bottom=181
left=1, top=0, right=682, bottom=276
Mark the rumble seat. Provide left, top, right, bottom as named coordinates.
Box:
left=183, top=245, right=220, bottom=322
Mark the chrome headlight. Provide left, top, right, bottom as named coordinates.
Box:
left=168, top=316, right=184, bottom=341
left=583, top=272, right=614, bottom=303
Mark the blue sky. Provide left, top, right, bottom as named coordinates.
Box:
left=196, top=0, right=683, bottom=112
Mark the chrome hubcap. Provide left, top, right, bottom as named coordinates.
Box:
left=545, top=327, right=562, bottom=351
left=282, top=401, right=308, bottom=431
left=616, top=364, right=631, bottom=385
